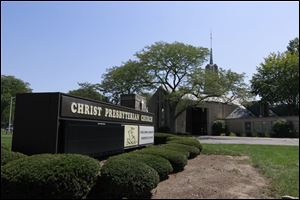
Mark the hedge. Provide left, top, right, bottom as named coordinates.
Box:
left=1, top=154, right=101, bottom=199
left=92, top=159, right=159, bottom=199
left=167, top=137, right=203, bottom=152
left=154, top=133, right=176, bottom=145
left=162, top=143, right=200, bottom=159
left=108, top=152, right=173, bottom=181
left=1, top=148, right=27, bottom=166
left=160, top=144, right=190, bottom=158
left=271, top=119, right=297, bottom=138
left=136, top=146, right=187, bottom=172
left=212, top=120, right=227, bottom=136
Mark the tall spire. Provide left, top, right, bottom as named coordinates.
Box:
left=210, top=31, right=213, bottom=64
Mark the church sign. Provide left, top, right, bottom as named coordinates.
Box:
left=61, top=95, right=153, bottom=124
left=12, top=93, right=154, bottom=157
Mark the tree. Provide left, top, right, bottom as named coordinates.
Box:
left=136, top=41, right=251, bottom=132
left=1, top=75, right=32, bottom=128
left=98, top=60, right=154, bottom=104
left=176, top=67, right=252, bottom=120
left=287, top=37, right=299, bottom=54
left=136, top=42, right=209, bottom=132
left=98, top=41, right=251, bottom=132
left=68, top=82, right=108, bottom=102
left=251, top=51, right=299, bottom=115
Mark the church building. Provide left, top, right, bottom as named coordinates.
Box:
left=120, top=34, right=299, bottom=136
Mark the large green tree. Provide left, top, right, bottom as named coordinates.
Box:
left=251, top=37, right=299, bottom=115
left=99, top=41, right=251, bottom=132
left=1, top=75, right=32, bottom=128
left=68, top=82, right=108, bottom=102
left=98, top=60, right=154, bottom=104
left=136, top=42, right=250, bottom=132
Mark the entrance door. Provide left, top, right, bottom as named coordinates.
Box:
left=186, top=107, right=207, bottom=135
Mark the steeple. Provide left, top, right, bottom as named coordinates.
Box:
left=205, top=31, right=219, bottom=94
left=205, top=31, right=218, bottom=73
left=210, top=32, right=213, bottom=64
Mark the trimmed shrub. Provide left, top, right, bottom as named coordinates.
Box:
left=94, top=159, right=159, bottom=199
left=272, top=119, right=297, bottom=138
left=212, top=120, right=227, bottom=136
left=1, top=154, right=101, bottom=199
left=107, top=152, right=173, bottom=181
left=167, top=137, right=203, bottom=152
left=154, top=133, right=176, bottom=145
left=160, top=144, right=190, bottom=158
left=1, top=148, right=27, bottom=166
left=136, top=146, right=187, bottom=172
left=162, top=143, right=200, bottom=158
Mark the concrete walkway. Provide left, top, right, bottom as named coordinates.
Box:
left=195, top=136, right=299, bottom=146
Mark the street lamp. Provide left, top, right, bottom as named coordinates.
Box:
left=8, top=96, right=15, bottom=133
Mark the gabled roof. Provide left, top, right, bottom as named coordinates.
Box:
left=225, top=106, right=256, bottom=119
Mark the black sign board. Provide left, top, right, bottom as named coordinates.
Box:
left=12, top=93, right=154, bottom=157
left=60, top=95, right=153, bottom=125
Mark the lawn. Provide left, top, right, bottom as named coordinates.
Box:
left=202, top=143, right=299, bottom=198
left=1, top=130, right=12, bottom=150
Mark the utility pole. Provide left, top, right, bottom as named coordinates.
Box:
left=8, top=96, right=15, bottom=133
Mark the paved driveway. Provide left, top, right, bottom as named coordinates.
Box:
left=195, top=136, right=299, bottom=146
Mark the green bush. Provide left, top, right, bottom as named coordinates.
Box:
left=1, top=154, right=101, bottom=199
left=160, top=144, right=190, bottom=158
left=212, top=120, right=227, bottom=136
left=1, top=148, right=27, bottom=166
left=167, top=137, right=203, bottom=152
left=162, top=143, right=200, bottom=158
left=136, top=146, right=187, bottom=172
left=154, top=133, right=176, bottom=145
left=107, top=152, right=173, bottom=181
left=272, top=119, right=297, bottom=138
left=93, top=159, right=159, bottom=199
left=229, top=132, right=237, bottom=137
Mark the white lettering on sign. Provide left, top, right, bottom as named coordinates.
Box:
left=141, top=115, right=153, bottom=123
left=104, top=108, right=140, bottom=121
left=69, top=102, right=151, bottom=122
left=71, top=102, right=102, bottom=117
left=139, top=126, right=154, bottom=145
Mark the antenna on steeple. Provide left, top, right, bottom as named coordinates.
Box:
left=210, top=31, right=212, bottom=49
left=210, top=31, right=213, bottom=64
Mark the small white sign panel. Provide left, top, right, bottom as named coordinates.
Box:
left=124, top=125, right=139, bottom=148
left=139, top=126, right=154, bottom=145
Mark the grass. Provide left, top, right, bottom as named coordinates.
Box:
left=1, top=130, right=12, bottom=150
left=202, top=143, right=299, bottom=198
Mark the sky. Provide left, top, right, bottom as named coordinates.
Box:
left=1, top=1, right=299, bottom=93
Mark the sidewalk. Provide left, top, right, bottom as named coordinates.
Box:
left=195, top=136, right=299, bottom=146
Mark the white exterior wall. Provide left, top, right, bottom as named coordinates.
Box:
left=225, top=116, right=299, bottom=136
